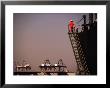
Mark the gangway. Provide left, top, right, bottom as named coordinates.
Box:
left=68, top=32, right=90, bottom=75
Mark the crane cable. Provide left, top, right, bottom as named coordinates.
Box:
left=76, top=17, right=83, bottom=24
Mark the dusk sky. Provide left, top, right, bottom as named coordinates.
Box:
left=13, top=13, right=89, bottom=72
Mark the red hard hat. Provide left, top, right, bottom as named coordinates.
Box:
left=70, top=20, right=73, bottom=22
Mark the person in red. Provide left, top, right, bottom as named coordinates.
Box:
left=68, top=20, right=76, bottom=33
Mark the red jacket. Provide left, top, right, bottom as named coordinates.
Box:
left=69, top=21, right=75, bottom=27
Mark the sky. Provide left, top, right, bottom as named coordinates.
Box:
left=13, top=13, right=89, bottom=72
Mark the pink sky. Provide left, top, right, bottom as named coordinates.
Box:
left=13, top=13, right=89, bottom=72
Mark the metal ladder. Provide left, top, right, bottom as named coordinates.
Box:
left=68, top=32, right=90, bottom=75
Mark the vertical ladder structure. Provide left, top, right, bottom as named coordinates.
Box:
left=68, top=32, right=90, bottom=75
left=57, top=59, right=65, bottom=72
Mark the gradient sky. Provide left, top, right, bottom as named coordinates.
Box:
left=13, top=13, right=89, bottom=72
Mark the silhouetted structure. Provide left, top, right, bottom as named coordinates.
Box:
left=39, top=59, right=68, bottom=75
left=68, top=13, right=97, bottom=75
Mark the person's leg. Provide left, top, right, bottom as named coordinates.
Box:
left=71, top=27, right=74, bottom=32
left=69, top=26, right=72, bottom=33
left=70, top=27, right=73, bottom=32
